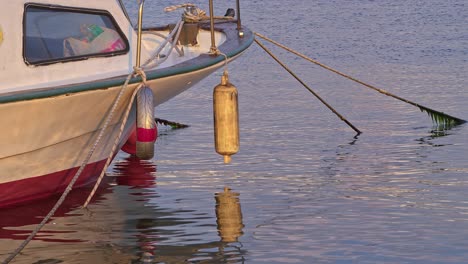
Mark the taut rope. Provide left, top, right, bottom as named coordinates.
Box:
left=255, top=38, right=361, bottom=135
left=255, top=32, right=466, bottom=127
left=4, top=4, right=232, bottom=262
left=82, top=68, right=148, bottom=207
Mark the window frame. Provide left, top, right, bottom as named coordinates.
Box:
left=23, top=3, right=130, bottom=66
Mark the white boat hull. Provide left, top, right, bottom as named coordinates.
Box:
left=0, top=58, right=231, bottom=207
left=0, top=0, right=253, bottom=207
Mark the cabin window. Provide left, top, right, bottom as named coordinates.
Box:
left=23, top=4, right=129, bottom=65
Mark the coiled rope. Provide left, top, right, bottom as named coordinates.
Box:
left=164, top=3, right=195, bottom=13
left=141, top=3, right=235, bottom=69
left=165, top=3, right=208, bottom=22
left=165, top=3, right=234, bottom=23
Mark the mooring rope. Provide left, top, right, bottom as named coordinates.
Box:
left=254, top=38, right=361, bottom=135
left=165, top=3, right=234, bottom=23
left=4, top=6, right=228, bottom=261
left=81, top=12, right=192, bottom=207
left=82, top=74, right=147, bottom=208
left=1, top=67, right=147, bottom=264
left=84, top=8, right=201, bottom=209
left=254, top=32, right=466, bottom=126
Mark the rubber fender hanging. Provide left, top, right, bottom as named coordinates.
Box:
left=136, top=86, right=157, bottom=160
left=213, top=71, right=239, bottom=164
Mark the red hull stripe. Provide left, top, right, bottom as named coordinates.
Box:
left=0, top=160, right=107, bottom=208
left=137, top=127, right=157, bottom=142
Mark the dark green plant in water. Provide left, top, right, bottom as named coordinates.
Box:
left=419, top=106, right=466, bottom=130
left=155, top=118, right=189, bottom=129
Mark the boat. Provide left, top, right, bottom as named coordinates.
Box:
left=0, top=0, right=253, bottom=208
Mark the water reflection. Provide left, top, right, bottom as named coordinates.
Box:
left=215, top=187, right=244, bottom=243
left=1, top=157, right=248, bottom=263
left=125, top=186, right=247, bottom=263
left=111, top=158, right=246, bottom=263
left=429, top=123, right=460, bottom=138
left=0, top=181, right=112, bottom=242
left=111, top=156, right=159, bottom=263
left=113, top=155, right=157, bottom=188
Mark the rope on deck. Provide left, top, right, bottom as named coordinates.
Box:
left=165, top=3, right=234, bottom=23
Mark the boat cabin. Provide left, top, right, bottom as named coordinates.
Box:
left=0, top=0, right=141, bottom=93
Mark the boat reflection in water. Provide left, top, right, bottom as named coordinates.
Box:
left=113, top=155, right=157, bottom=189
left=0, top=180, right=113, bottom=242
left=0, top=155, right=246, bottom=263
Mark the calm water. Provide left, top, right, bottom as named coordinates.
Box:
left=2, top=1, right=468, bottom=263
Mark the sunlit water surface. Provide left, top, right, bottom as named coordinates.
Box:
left=1, top=1, right=468, bottom=263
